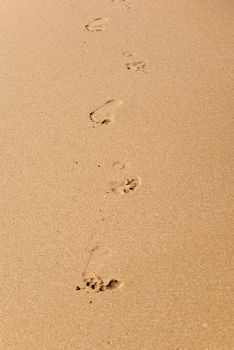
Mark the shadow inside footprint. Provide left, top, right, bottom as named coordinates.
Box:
left=106, top=279, right=124, bottom=290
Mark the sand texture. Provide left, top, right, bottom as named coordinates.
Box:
left=0, top=0, right=233, bottom=349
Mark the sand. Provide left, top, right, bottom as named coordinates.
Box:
left=1, top=0, right=233, bottom=349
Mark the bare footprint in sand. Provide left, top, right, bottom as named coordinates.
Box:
left=111, top=0, right=130, bottom=9
left=80, top=273, right=124, bottom=293
left=85, top=18, right=108, bottom=32
left=76, top=246, right=123, bottom=293
left=126, top=61, right=146, bottom=71
left=111, top=176, right=141, bottom=194
left=123, top=51, right=147, bottom=72
left=112, top=161, right=128, bottom=171
left=89, top=99, right=123, bottom=126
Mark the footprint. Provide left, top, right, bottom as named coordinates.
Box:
left=78, top=272, right=123, bottom=293
left=111, top=176, right=141, bottom=194
left=126, top=61, right=146, bottom=72
left=122, top=51, right=134, bottom=58
left=111, top=0, right=130, bottom=9
left=123, top=52, right=146, bottom=72
left=89, top=99, right=123, bottom=126
left=112, top=161, right=127, bottom=171
left=85, top=18, right=108, bottom=32
left=76, top=246, right=124, bottom=293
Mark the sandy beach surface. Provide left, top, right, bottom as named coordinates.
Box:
left=1, top=1, right=233, bottom=349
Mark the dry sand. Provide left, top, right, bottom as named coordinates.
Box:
left=1, top=0, right=233, bottom=349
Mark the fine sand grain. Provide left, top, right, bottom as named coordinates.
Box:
left=1, top=0, right=233, bottom=349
